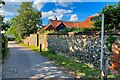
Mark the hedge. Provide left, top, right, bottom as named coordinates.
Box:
left=2, top=34, right=8, bottom=59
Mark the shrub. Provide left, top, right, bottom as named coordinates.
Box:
left=38, top=29, right=55, bottom=34
left=59, top=27, right=93, bottom=33
left=44, top=30, right=55, bottom=34
left=106, top=35, right=117, bottom=52
left=2, top=34, right=8, bottom=59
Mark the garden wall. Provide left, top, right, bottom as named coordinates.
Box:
left=40, top=32, right=120, bottom=68
left=23, top=36, right=29, bottom=45
left=110, top=38, right=120, bottom=74
left=23, top=34, right=39, bottom=46
left=23, top=32, right=120, bottom=70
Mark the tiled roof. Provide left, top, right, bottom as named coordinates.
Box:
left=42, top=24, right=51, bottom=30
left=73, top=16, right=93, bottom=28
left=50, top=20, right=75, bottom=28
left=42, top=15, right=98, bottom=30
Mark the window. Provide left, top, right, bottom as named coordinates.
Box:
left=91, top=16, right=99, bottom=21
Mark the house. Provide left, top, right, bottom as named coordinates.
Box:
left=42, top=14, right=99, bottom=31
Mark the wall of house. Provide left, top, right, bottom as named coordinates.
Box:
left=40, top=32, right=120, bottom=68
left=56, top=23, right=66, bottom=31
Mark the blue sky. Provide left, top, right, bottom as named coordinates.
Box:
left=41, top=2, right=116, bottom=25
left=0, top=1, right=117, bottom=25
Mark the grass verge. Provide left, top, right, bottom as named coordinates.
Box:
left=19, top=43, right=119, bottom=78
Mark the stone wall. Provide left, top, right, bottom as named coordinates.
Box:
left=23, top=34, right=39, bottom=46
left=23, top=32, right=120, bottom=69
left=41, top=32, right=120, bottom=67
left=110, top=38, right=120, bottom=74
left=23, top=36, right=29, bottom=45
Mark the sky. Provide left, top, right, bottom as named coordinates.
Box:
left=0, top=0, right=118, bottom=25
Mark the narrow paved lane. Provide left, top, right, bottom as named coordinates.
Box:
left=2, top=41, right=73, bottom=78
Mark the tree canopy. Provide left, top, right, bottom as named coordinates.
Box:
left=93, top=2, right=120, bottom=31
left=8, top=2, right=42, bottom=42
left=2, top=20, right=11, bottom=31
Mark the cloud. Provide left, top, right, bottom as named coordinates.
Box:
left=55, top=2, right=72, bottom=7
left=3, top=17, right=11, bottom=22
left=55, top=8, right=72, bottom=14
left=4, top=0, right=119, bottom=2
left=4, top=0, right=80, bottom=2
left=32, top=0, right=45, bottom=11
left=91, top=13, right=99, bottom=16
left=42, top=8, right=73, bottom=20
left=70, top=14, right=78, bottom=21
left=57, top=14, right=63, bottom=20
left=4, top=0, right=32, bottom=2
left=0, top=2, right=21, bottom=17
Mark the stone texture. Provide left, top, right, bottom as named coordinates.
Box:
left=43, top=34, right=119, bottom=68
left=110, top=38, right=120, bottom=74
left=23, top=33, right=120, bottom=72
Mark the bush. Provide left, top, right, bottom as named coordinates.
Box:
left=59, top=27, right=93, bottom=33
left=38, top=29, right=55, bottom=34
left=2, top=34, right=8, bottom=59
left=106, top=35, right=117, bottom=52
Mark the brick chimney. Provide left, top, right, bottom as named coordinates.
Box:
left=55, top=16, right=57, bottom=20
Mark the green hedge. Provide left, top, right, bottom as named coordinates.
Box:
left=59, top=27, right=93, bottom=33
left=106, top=35, right=117, bottom=52
left=2, top=34, right=8, bottom=59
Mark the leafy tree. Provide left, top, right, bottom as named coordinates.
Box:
left=2, top=20, right=11, bottom=31
left=93, top=2, right=120, bottom=31
left=9, top=2, right=42, bottom=42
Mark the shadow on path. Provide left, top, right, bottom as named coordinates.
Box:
left=2, top=41, right=73, bottom=79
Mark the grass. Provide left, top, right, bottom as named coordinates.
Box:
left=19, top=43, right=120, bottom=78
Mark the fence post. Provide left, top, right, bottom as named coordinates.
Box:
left=40, top=44, right=42, bottom=52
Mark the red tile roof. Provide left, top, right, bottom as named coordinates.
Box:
left=42, top=24, right=51, bottom=30
left=50, top=20, right=75, bottom=28
left=73, top=16, right=93, bottom=28
left=42, top=15, right=99, bottom=31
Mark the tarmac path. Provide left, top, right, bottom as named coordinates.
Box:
left=2, top=41, right=73, bottom=79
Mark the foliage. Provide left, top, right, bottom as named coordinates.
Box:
left=2, top=34, right=8, bottom=59
left=59, top=27, right=92, bottom=33
left=8, top=2, right=42, bottom=42
left=59, top=28, right=80, bottom=33
left=38, top=28, right=46, bottom=34
left=106, top=35, right=117, bottom=52
left=2, top=20, right=11, bottom=31
left=93, top=20, right=102, bottom=31
left=6, top=24, right=16, bottom=34
left=93, top=2, right=120, bottom=31
left=79, top=27, right=93, bottom=32
left=38, top=29, right=55, bottom=34
left=0, top=0, right=5, bottom=6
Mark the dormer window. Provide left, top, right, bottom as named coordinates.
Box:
left=61, top=24, right=63, bottom=26
left=91, top=16, right=99, bottom=21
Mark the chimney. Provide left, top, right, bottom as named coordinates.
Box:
left=55, top=15, right=57, bottom=20
left=55, top=17, right=57, bottom=20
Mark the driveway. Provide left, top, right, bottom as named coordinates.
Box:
left=2, top=41, right=73, bottom=79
